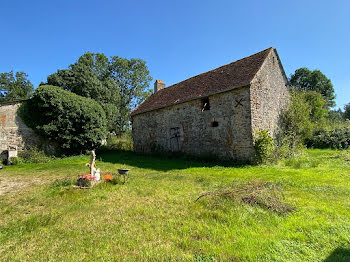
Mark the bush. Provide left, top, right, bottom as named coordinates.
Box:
left=18, top=147, right=53, bottom=163
left=20, top=85, right=108, bottom=155
left=100, top=132, right=133, bottom=152
left=280, top=90, right=313, bottom=145
left=254, top=130, right=275, bottom=164
left=306, top=127, right=350, bottom=149
left=9, top=157, right=20, bottom=165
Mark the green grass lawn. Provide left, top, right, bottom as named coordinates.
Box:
left=1, top=149, right=350, bottom=261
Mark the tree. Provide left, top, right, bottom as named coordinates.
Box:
left=281, top=90, right=313, bottom=144
left=344, top=103, right=350, bottom=120
left=20, top=85, right=108, bottom=155
left=289, top=68, right=335, bottom=107
left=0, top=71, right=34, bottom=102
left=327, top=108, right=344, bottom=123
left=45, top=52, right=152, bottom=134
left=303, top=91, right=328, bottom=123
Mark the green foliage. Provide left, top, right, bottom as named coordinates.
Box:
left=21, top=85, right=108, bottom=154
left=327, top=108, right=344, bottom=123
left=51, top=178, right=73, bottom=188
left=306, top=127, right=350, bottom=149
left=303, top=91, right=328, bottom=123
left=99, top=132, right=133, bottom=152
left=45, top=52, right=152, bottom=134
left=9, top=157, right=20, bottom=165
left=280, top=90, right=313, bottom=146
left=254, top=130, right=274, bottom=164
left=0, top=71, right=33, bottom=102
left=344, top=103, right=350, bottom=120
left=18, top=147, right=53, bottom=163
left=289, top=67, right=335, bottom=107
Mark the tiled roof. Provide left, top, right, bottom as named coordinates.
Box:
left=132, top=47, right=272, bottom=116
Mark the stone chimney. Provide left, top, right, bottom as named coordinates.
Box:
left=154, top=80, right=166, bottom=93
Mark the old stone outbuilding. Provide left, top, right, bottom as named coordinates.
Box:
left=131, top=47, right=289, bottom=161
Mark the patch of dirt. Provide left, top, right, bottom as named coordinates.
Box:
left=0, top=176, right=43, bottom=196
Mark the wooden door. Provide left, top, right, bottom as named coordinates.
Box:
left=170, top=127, right=180, bottom=152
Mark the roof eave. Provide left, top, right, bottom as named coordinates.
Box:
left=0, top=99, right=30, bottom=106
left=131, top=83, right=250, bottom=117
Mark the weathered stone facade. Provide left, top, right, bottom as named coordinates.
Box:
left=0, top=101, right=40, bottom=160
left=133, top=87, right=254, bottom=160
left=250, top=50, right=289, bottom=136
left=131, top=48, right=289, bottom=161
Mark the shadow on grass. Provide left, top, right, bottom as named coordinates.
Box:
left=324, top=247, right=350, bottom=262
left=98, top=150, right=250, bottom=172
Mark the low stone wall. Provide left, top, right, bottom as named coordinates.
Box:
left=0, top=100, right=40, bottom=160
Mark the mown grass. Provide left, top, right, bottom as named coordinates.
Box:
left=0, top=149, right=350, bottom=261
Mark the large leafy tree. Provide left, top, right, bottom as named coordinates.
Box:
left=0, top=71, right=34, bottom=102
left=45, top=52, right=152, bottom=134
left=289, top=68, right=335, bottom=107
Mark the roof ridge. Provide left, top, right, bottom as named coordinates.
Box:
left=249, top=47, right=274, bottom=84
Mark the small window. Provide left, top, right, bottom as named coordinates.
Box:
left=211, top=121, right=219, bottom=127
left=201, top=97, right=210, bottom=111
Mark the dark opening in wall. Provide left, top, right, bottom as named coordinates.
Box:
left=201, top=97, right=210, bottom=111
left=211, top=121, right=219, bottom=127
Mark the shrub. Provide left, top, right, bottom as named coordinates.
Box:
left=254, top=130, right=275, bottom=164
left=18, top=147, right=53, bottom=163
left=20, top=85, right=108, bottom=155
left=280, top=90, right=313, bottom=145
left=9, top=157, right=20, bottom=165
left=98, top=131, right=133, bottom=152
left=306, top=127, right=350, bottom=149
left=107, top=132, right=133, bottom=151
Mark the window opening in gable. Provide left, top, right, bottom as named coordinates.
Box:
left=201, top=97, right=210, bottom=111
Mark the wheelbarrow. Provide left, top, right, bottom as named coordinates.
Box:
left=117, top=168, right=130, bottom=184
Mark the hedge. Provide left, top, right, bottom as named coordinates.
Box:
left=306, top=127, right=350, bottom=150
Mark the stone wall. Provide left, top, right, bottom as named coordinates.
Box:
left=132, top=87, right=255, bottom=161
left=0, top=101, right=40, bottom=160
left=250, top=49, right=289, bottom=136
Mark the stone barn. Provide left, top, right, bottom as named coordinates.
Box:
left=0, top=100, right=40, bottom=161
left=131, top=47, right=289, bottom=161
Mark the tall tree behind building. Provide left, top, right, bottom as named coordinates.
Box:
left=0, top=71, right=34, bottom=102
left=289, top=68, right=335, bottom=107
left=45, top=52, right=152, bottom=135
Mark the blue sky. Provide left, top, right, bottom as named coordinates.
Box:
left=1, top=0, right=349, bottom=108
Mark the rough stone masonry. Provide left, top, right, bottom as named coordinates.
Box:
left=0, top=100, right=40, bottom=160
left=131, top=47, right=289, bottom=161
